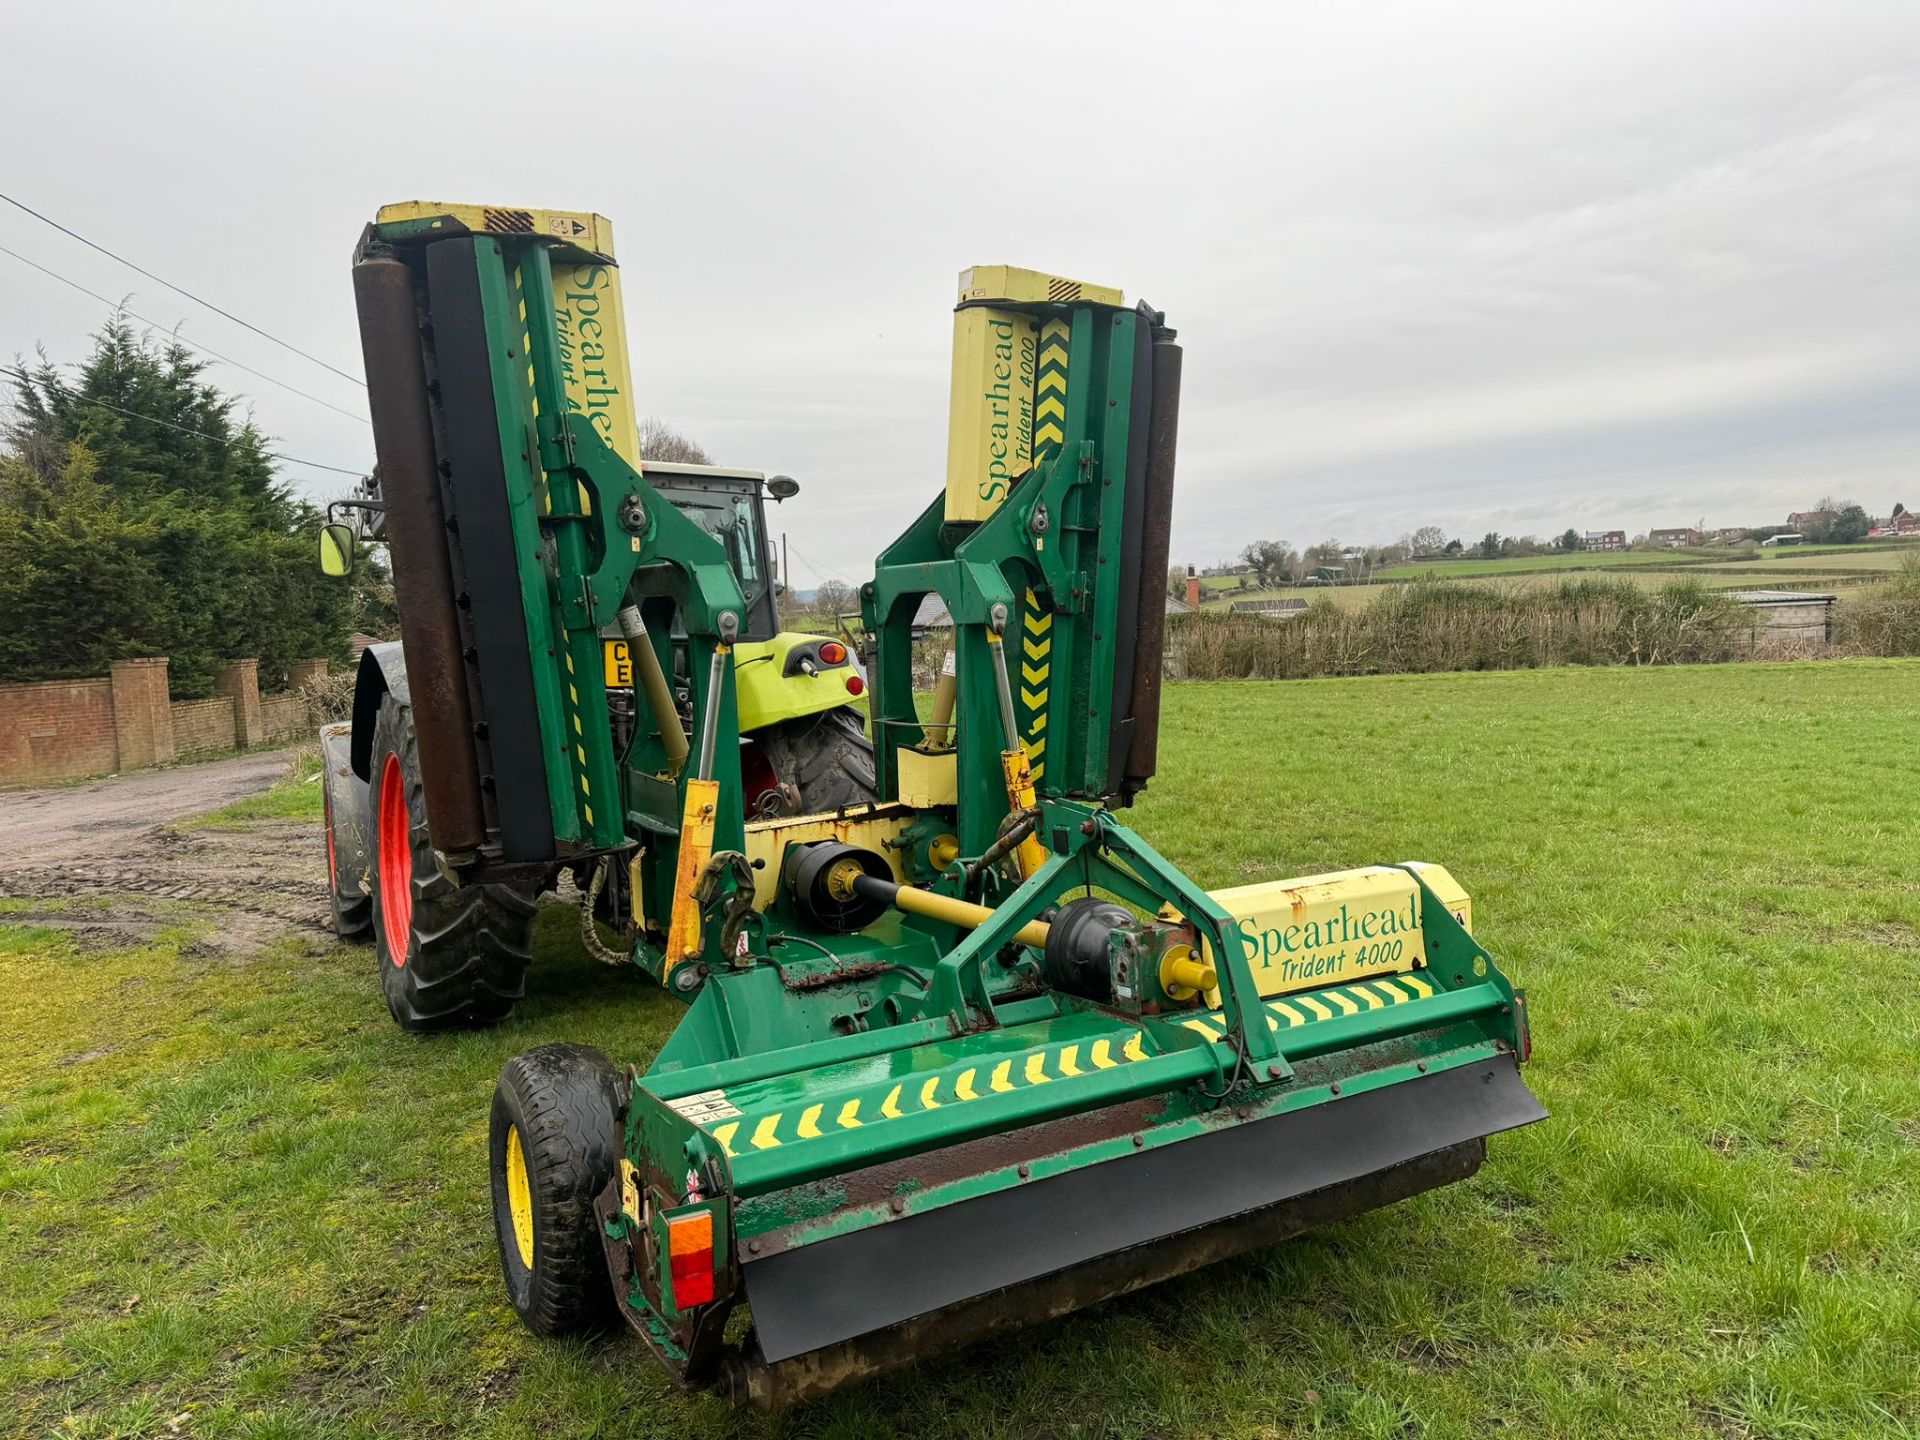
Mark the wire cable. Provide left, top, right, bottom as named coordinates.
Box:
left=0, top=190, right=366, bottom=387
left=0, top=242, right=370, bottom=426
left=0, top=364, right=365, bottom=478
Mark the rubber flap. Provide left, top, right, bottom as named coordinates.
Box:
left=743, top=1055, right=1545, bottom=1364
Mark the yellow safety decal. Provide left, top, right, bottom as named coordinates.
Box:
left=1297, top=994, right=1334, bottom=1022
left=1182, top=1018, right=1223, bottom=1042
left=1328, top=989, right=1359, bottom=1016
left=715, top=1027, right=1161, bottom=1155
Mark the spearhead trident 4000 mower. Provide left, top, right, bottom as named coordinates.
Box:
left=339, top=202, right=1546, bottom=1407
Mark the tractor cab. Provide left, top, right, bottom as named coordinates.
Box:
left=633, top=463, right=789, bottom=643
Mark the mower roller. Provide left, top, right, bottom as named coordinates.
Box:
left=337, top=203, right=1545, bottom=1406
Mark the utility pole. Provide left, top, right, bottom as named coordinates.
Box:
left=782, top=532, right=789, bottom=595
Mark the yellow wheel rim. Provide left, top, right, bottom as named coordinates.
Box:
left=505, top=1124, right=535, bottom=1271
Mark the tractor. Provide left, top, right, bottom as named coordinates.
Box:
left=320, top=200, right=1546, bottom=1406
left=321, top=456, right=874, bottom=1028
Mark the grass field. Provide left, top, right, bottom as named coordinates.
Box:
left=1203, top=545, right=1920, bottom=615
left=5, top=663, right=1919, bottom=1438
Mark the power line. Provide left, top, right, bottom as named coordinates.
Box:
left=0, top=189, right=366, bottom=388
left=0, top=364, right=366, bottom=478
left=0, top=242, right=371, bottom=426
left=784, top=538, right=862, bottom=589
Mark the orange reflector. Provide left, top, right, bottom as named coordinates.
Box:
left=845, top=674, right=865, bottom=696
left=819, top=641, right=847, bottom=665
left=667, top=1210, right=716, bottom=1308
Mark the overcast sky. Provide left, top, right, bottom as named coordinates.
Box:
left=4, top=1, right=1916, bottom=584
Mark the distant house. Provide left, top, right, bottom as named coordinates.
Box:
left=1788, top=510, right=1834, bottom=532
left=1583, top=530, right=1627, bottom=552
left=1648, top=528, right=1700, bottom=548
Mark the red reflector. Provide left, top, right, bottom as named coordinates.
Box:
left=667, top=1212, right=716, bottom=1308
left=819, top=641, right=847, bottom=665
left=844, top=674, right=865, bottom=696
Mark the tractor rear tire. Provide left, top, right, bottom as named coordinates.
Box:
left=368, top=692, right=536, bottom=1031
left=758, top=705, right=878, bottom=814
left=489, top=1043, right=620, bottom=1336
left=323, top=778, right=373, bottom=943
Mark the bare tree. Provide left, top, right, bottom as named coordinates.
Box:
left=1410, top=525, right=1447, bottom=556
left=639, top=416, right=714, bottom=465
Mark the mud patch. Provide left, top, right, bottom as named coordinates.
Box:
left=0, top=817, right=331, bottom=957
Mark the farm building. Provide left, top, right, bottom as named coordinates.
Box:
left=1228, top=598, right=1309, bottom=620
left=1731, top=590, right=1835, bottom=652
left=1649, top=528, right=1700, bottom=548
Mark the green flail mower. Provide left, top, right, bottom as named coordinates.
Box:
left=328, top=202, right=1545, bottom=1407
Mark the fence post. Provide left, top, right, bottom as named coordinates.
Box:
left=109, top=657, right=175, bottom=770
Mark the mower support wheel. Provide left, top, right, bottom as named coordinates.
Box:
left=490, top=1044, right=621, bottom=1335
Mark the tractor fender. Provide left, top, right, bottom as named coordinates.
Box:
left=347, top=642, right=410, bottom=781
left=319, top=719, right=371, bottom=905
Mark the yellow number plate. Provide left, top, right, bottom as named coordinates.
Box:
left=602, top=639, right=632, bottom=688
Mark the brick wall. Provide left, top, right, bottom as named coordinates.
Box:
left=0, top=678, right=118, bottom=782
left=0, top=655, right=329, bottom=786
left=260, top=694, right=308, bottom=744
left=171, top=696, right=238, bottom=757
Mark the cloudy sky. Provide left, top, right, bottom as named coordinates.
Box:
left=3, top=1, right=1915, bottom=584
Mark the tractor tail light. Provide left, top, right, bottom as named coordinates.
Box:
left=845, top=674, right=865, bottom=696
left=667, top=1211, right=716, bottom=1308
left=819, top=641, right=847, bottom=665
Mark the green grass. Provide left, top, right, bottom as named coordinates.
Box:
left=5, top=663, right=1919, bottom=1437
left=187, top=752, right=326, bottom=827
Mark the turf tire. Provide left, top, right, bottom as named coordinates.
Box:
left=489, top=1044, right=620, bottom=1336
left=756, top=704, right=878, bottom=813
left=368, top=692, right=536, bottom=1031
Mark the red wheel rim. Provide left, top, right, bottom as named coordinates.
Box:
left=377, top=753, right=413, bottom=964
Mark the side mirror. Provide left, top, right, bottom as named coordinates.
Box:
left=319, top=521, right=357, bottom=577
left=766, top=475, right=800, bottom=502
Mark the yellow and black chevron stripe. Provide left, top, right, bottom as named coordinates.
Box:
left=1018, top=588, right=1050, bottom=782
left=1179, top=972, right=1437, bottom=1043
left=705, top=1029, right=1153, bottom=1157
left=1034, top=318, right=1069, bottom=461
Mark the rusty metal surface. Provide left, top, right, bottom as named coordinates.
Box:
left=722, top=1138, right=1485, bottom=1408
left=351, top=256, right=485, bottom=854
left=751, top=1095, right=1170, bottom=1257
